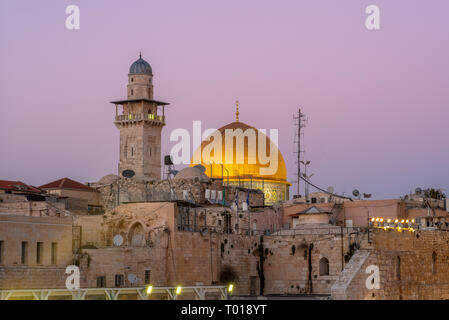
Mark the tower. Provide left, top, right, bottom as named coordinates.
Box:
left=111, top=54, right=169, bottom=180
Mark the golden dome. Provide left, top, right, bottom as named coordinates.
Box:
left=191, top=121, right=286, bottom=181
left=190, top=120, right=290, bottom=204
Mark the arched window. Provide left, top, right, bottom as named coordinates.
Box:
left=128, top=222, right=146, bottom=247
left=432, top=252, right=437, bottom=274
left=396, top=256, right=401, bottom=280
left=319, top=257, right=329, bottom=276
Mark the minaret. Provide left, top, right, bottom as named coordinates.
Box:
left=111, top=54, right=169, bottom=180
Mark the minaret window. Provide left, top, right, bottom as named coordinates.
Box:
left=131, top=78, right=134, bottom=82
left=131, top=89, right=134, bottom=96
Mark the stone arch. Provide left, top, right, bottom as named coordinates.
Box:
left=128, top=221, right=146, bottom=247
left=319, top=257, right=329, bottom=276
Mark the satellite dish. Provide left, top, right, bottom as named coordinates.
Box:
left=363, top=193, right=372, bottom=199
left=113, top=234, right=123, bottom=247
left=327, top=186, right=334, bottom=194
left=352, top=189, right=360, bottom=197
left=127, top=273, right=137, bottom=284
left=194, top=164, right=206, bottom=173
left=415, top=187, right=422, bottom=195
left=122, top=169, right=135, bottom=178
left=169, top=169, right=179, bottom=176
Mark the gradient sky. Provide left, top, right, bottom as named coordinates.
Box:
left=0, top=0, right=448, bottom=199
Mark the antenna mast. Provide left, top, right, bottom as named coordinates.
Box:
left=293, top=108, right=307, bottom=197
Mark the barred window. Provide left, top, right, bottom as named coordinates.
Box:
left=144, top=270, right=151, bottom=284
left=115, top=274, right=124, bottom=287
left=97, top=276, right=106, bottom=288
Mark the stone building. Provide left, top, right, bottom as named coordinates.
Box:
left=39, top=177, right=102, bottom=215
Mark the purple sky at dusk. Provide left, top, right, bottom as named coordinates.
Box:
left=0, top=0, right=448, bottom=199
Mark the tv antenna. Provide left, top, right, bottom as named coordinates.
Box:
left=293, top=108, right=307, bottom=197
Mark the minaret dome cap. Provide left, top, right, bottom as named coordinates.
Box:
left=129, top=53, right=153, bottom=75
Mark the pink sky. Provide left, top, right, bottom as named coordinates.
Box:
left=0, top=0, right=448, bottom=199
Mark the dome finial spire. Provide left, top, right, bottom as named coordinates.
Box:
left=235, top=100, right=239, bottom=122
left=139, top=52, right=142, bottom=59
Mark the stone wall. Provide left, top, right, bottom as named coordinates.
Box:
left=0, top=214, right=73, bottom=267
left=95, top=177, right=264, bottom=213
left=331, top=229, right=449, bottom=300
left=73, top=215, right=105, bottom=247
left=0, top=214, right=73, bottom=290
left=0, top=267, right=69, bottom=290
left=0, top=200, right=67, bottom=217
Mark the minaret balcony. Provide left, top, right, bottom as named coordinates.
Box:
left=115, top=113, right=165, bottom=125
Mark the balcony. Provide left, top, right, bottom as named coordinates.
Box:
left=115, top=113, right=165, bottom=125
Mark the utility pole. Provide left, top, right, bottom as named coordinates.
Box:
left=294, top=108, right=307, bottom=197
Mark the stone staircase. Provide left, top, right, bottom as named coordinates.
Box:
left=331, top=249, right=371, bottom=299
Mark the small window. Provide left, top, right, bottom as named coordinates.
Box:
left=319, top=257, right=329, bottom=276
left=97, top=276, right=106, bottom=288
left=432, top=252, right=437, bottom=274
left=396, top=256, right=401, bottom=280
left=115, top=274, right=124, bottom=287
left=51, top=242, right=57, bottom=265
left=144, top=270, right=151, bottom=284
left=131, top=89, right=134, bottom=95
left=131, top=77, right=134, bottom=82
left=36, top=242, right=43, bottom=265
left=21, top=241, right=28, bottom=264
left=131, top=147, right=134, bottom=157
left=0, top=240, right=4, bottom=264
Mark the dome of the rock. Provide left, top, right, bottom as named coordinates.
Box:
left=191, top=120, right=290, bottom=205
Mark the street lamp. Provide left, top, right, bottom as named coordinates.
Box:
left=300, top=160, right=312, bottom=202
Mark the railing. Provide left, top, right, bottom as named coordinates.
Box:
left=115, top=113, right=165, bottom=123
left=176, top=224, right=273, bottom=236
left=0, top=285, right=229, bottom=300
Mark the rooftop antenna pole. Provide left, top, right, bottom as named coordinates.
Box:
left=294, top=108, right=307, bottom=197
